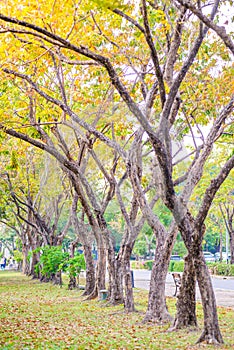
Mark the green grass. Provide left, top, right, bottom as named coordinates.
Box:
left=0, top=271, right=233, bottom=350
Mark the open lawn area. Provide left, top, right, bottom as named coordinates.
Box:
left=0, top=271, right=233, bottom=350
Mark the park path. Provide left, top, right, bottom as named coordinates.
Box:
left=133, top=270, right=234, bottom=309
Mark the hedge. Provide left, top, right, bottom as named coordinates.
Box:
left=168, top=261, right=184, bottom=272
left=131, top=260, right=234, bottom=276
left=207, top=262, right=234, bottom=276
left=131, top=260, right=184, bottom=272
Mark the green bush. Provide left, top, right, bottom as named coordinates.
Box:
left=131, top=260, right=185, bottom=272
left=131, top=261, right=148, bottom=269
left=60, top=253, right=86, bottom=278
left=143, top=260, right=154, bottom=270
left=13, top=250, right=23, bottom=264
left=169, top=261, right=184, bottom=272
left=35, top=246, right=69, bottom=279
left=208, top=262, right=234, bottom=276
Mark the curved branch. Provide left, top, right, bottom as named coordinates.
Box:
left=195, top=154, right=234, bottom=228
left=160, top=0, right=220, bottom=123
left=176, top=0, right=234, bottom=56
left=2, top=69, right=126, bottom=159
left=141, top=0, right=166, bottom=106
left=112, top=9, right=145, bottom=34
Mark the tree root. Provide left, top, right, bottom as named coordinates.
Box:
left=102, top=299, right=123, bottom=307
left=196, top=330, right=224, bottom=344
left=83, top=289, right=98, bottom=300
left=170, top=316, right=198, bottom=331
left=143, top=312, right=173, bottom=324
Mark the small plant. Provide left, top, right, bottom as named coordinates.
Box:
left=35, top=245, right=69, bottom=285
left=144, top=260, right=154, bottom=270
left=13, top=250, right=23, bottom=270
left=131, top=261, right=147, bottom=270
left=60, top=253, right=86, bottom=289
left=207, top=262, right=234, bottom=276
left=168, top=261, right=184, bottom=272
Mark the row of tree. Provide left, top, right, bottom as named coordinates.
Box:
left=0, top=0, right=233, bottom=345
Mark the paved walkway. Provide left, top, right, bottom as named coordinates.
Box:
left=133, top=271, right=234, bottom=309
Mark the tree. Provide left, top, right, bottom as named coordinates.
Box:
left=0, top=0, right=233, bottom=344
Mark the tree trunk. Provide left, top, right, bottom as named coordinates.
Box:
left=86, top=246, right=106, bottom=300
left=82, top=244, right=95, bottom=295
left=29, top=250, right=40, bottom=279
left=70, top=192, right=96, bottom=294
left=68, top=275, right=77, bottom=290
left=194, top=250, right=224, bottom=344
left=143, top=227, right=178, bottom=323
left=229, top=229, right=234, bottom=264
left=51, top=271, right=62, bottom=286
left=144, top=243, right=172, bottom=323
left=120, top=243, right=134, bottom=311
left=219, top=230, right=223, bottom=261
left=107, top=247, right=124, bottom=305
left=177, top=213, right=224, bottom=344
left=171, top=254, right=197, bottom=330
left=22, top=244, right=30, bottom=275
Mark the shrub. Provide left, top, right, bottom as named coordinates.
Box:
left=144, top=260, right=154, bottom=270
left=208, top=262, right=234, bottom=276
left=131, top=261, right=147, bottom=270
left=131, top=260, right=185, bottom=272
left=169, top=261, right=184, bottom=272
left=60, top=253, right=86, bottom=278
left=13, top=250, right=23, bottom=264
left=35, top=246, right=69, bottom=280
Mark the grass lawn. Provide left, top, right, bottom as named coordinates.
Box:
left=0, top=271, right=233, bottom=349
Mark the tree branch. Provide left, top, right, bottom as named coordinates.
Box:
left=196, top=154, right=234, bottom=228
left=141, top=0, right=166, bottom=106
left=176, top=0, right=234, bottom=56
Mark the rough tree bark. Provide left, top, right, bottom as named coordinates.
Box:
left=144, top=232, right=174, bottom=323
left=22, top=243, right=30, bottom=275
left=194, top=250, right=223, bottom=344
left=171, top=254, right=197, bottom=330
left=117, top=241, right=135, bottom=311
left=70, top=193, right=96, bottom=294
left=176, top=213, right=224, bottom=344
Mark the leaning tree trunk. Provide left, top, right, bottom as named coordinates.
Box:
left=177, top=212, right=224, bottom=344
left=194, top=250, right=224, bottom=344
left=68, top=239, right=78, bottom=290
left=70, top=192, right=96, bottom=293
left=144, top=238, right=172, bottom=323
left=97, top=223, right=124, bottom=305
left=171, top=254, right=197, bottom=330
